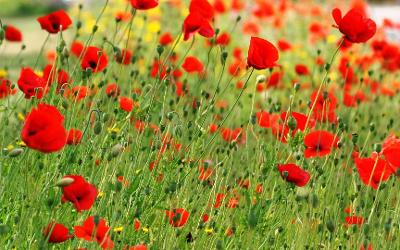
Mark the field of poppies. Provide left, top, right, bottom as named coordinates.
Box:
left=1, top=0, right=400, bottom=249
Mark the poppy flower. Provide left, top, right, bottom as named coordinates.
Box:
left=190, top=0, right=214, bottom=21
left=81, top=46, right=108, bottom=73
left=119, top=97, right=135, bottom=112
left=37, top=10, right=72, bottom=34
left=310, top=90, right=337, bottom=123
left=159, top=32, right=174, bottom=46
left=116, top=49, right=133, bottom=65
left=130, top=0, right=159, bottom=10
left=17, top=68, right=48, bottom=99
left=61, top=175, right=97, bottom=212
left=43, top=64, right=70, bottom=88
left=126, top=245, right=147, bottom=250
left=345, top=215, right=364, bottom=226
left=67, top=128, right=83, bottom=145
left=43, top=222, right=72, bottom=243
left=332, top=8, right=376, bottom=43
left=65, top=86, right=89, bottom=101
left=215, top=32, right=230, bottom=46
left=4, top=25, right=22, bottom=42
left=105, top=83, right=120, bottom=97
left=247, top=37, right=279, bottom=70
left=277, top=163, right=311, bottom=187
left=71, top=41, right=84, bottom=57
left=295, top=64, right=310, bottom=76
left=21, top=104, right=67, bottom=153
left=382, top=134, right=400, bottom=173
left=354, top=153, right=394, bottom=189
left=304, top=130, right=338, bottom=158
left=220, top=127, right=246, bottom=144
left=182, top=56, right=204, bottom=73
left=74, top=216, right=114, bottom=249
left=0, top=79, right=16, bottom=98
left=183, top=12, right=214, bottom=41
left=277, top=39, right=291, bottom=51
left=165, top=208, right=190, bottom=227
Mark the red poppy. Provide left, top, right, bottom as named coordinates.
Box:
left=214, top=0, right=226, bottom=13
left=247, top=37, right=279, bottom=70
left=277, top=163, right=311, bottom=187
left=183, top=12, right=214, bottom=41
left=310, top=90, right=337, bottom=123
left=116, top=49, right=133, bottom=65
left=43, top=222, right=72, bottom=243
left=17, top=68, right=48, bottom=99
left=150, top=60, right=167, bottom=79
left=295, top=64, right=310, bottom=76
left=61, top=175, right=97, bottom=212
left=21, top=104, right=67, bottom=153
left=81, top=46, right=108, bottom=73
left=74, top=216, right=114, bottom=249
left=304, top=130, right=338, bottom=158
left=119, top=97, right=135, bottom=112
left=220, top=127, right=246, bottom=144
left=4, top=25, right=22, bottom=42
left=215, top=32, right=230, bottom=46
left=345, top=215, right=364, bottom=226
left=65, top=86, right=89, bottom=101
left=354, top=153, right=394, bottom=189
left=159, top=32, right=174, bottom=46
left=165, top=208, right=190, bottom=227
left=71, top=41, right=84, bottom=57
left=214, top=193, right=225, bottom=208
left=182, top=56, right=204, bottom=73
left=0, top=79, right=16, bottom=98
left=105, top=83, right=120, bottom=97
left=67, top=128, right=83, bottom=145
left=130, top=0, right=159, bottom=10
left=37, top=10, right=72, bottom=34
left=190, top=0, right=214, bottom=21
left=43, top=64, right=70, bottom=87
left=332, top=8, right=376, bottom=43
left=382, top=134, right=400, bottom=173
left=126, top=245, right=147, bottom=250
left=277, top=39, right=291, bottom=51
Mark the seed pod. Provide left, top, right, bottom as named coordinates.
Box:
left=93, top=122, right=102, bottom=134
left=56, top=177, right=74, bottom=187
left=111, top=144, right=124, bottom=157
left=326, top=220, right=335, bottom=233
left=8, top=148, right=23, bottom=157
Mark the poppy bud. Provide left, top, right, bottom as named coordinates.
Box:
left=157, top=45, right=164, bottom=56
left=8, top=148, right=23, bottom=157
left=56, top=177, right=75, bottom=187
left=0, top=28, right=4, bottom=43
left=221, top=51, right=228, bottom=64
left=351, top=133, right=358, bottom=144
left=92, top=25, right=98, bottom=33
left=373, top=143, right=382, bottom=153
left=326, top=220, right=335, bottom=233
left=369, top=123, right=375, bottom=132
left=93, top=122, right=102, bottom=134
left=310, top=193, right=319, bottom=208
left=93, top=215, right=100, bottom=226
left=76, top=21, right=82, bottom=29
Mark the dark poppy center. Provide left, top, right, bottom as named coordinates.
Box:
left=88, top=61, right=97, bottom=69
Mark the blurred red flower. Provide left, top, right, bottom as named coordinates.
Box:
left=166, top=208, right=190, bottom=227
left=4, top=25, right=22, bottom=42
